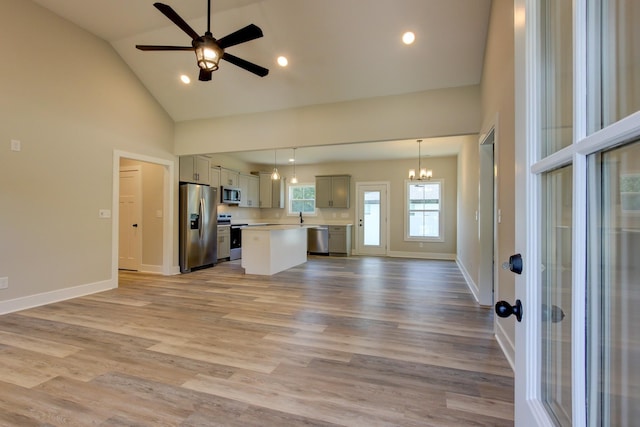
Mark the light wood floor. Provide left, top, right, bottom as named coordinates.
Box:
left=0, top=256, right=513, bottom=426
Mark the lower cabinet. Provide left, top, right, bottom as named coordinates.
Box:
left=328, top=225, right=352, bottom=256
left=217, top=225, right=230, bottom=260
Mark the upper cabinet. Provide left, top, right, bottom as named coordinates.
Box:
left=239, top=173, right=260, bottom=208
left=220, top=168, right=240, bottom=187
left=259, top=172, right=286, bottom=208
left=210, top=166, right=221, bottom=189
left=179, top=155, right=210, bottom=185
left=316, top=175, right=350, bottom=208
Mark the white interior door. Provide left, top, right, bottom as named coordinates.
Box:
left=355, top=182, right=388, bottom=256
left=513, top=0, right=640, bottom=425
left=119, top=167, right=141, bottom=271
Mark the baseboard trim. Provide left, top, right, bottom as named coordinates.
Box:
left=0, top=278, right=117, bottom=315
left=386, top=251, right=456, bottom=260
left=139, top=264, right=164, bottom=274
left=456, top=257, right=480, bottom=303
left=495, top=320, right=515, bottom=372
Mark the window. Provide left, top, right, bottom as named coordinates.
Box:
left=405, top=180, right=443, bottom=241
left=288, top=183, right=316, bottom=216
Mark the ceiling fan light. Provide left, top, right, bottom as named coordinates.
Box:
left=195, top=39, right=222, bottom=71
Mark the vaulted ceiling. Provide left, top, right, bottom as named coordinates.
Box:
left=31, top=0, right=492, bottom=163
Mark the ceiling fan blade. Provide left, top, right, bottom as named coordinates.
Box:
left=153, top=2, right=200, bottom=40
left=217, top=24, right=264, bottom=49
left=222, top=53, right=269, bottom=77
left=199, top=69, right=213, bottom=81
left=136, top=45, right=194, bottom=51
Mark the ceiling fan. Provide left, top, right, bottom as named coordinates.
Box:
left=136, top=1, right=269, bottom=81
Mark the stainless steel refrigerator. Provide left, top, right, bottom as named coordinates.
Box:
left=179, top=184, right=218, bottom=273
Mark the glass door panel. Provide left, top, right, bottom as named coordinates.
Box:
left=595, top=0, right=640, bottom=129
left=540, top=0, right=574, bottom=157
left=588, top=140, right=640, bottom=426
left=541, top=165, right=574, bottom=426
left=363, top=191, right=381, bottom=246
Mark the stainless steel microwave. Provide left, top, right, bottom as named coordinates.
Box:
left=221, top=186, right=241, bottom=204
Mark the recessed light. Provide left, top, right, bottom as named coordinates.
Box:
left=180, top=74, right=191, bottom=84
left=402, top=31, right=415, bottom=45
left=277, top=56, right=288, bottom=67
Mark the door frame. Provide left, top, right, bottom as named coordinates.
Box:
left=112, top=150, right=176, bottom=282
left=354, top=181, right=390, bottom=256
left=478, top=125, right=499, bottom=306
left=118, top=166, right=142, bottom=271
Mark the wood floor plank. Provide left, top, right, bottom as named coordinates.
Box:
left=0, top=256, right=513, bottom=426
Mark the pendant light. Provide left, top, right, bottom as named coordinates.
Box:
left=290, top=148, right=298, bottom=184
left=271, top=150, right=280, bottom=180
left=408, top=139, right=432, bottom=180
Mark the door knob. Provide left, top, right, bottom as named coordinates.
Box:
left=502, top=253, right=523, bottom=274
left=495, top=300, right=523, bottom=322
left=541, top=304, right=565, bottom=323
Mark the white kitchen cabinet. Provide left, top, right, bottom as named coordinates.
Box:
left=259, top=172, right=285, bottom=208
left=210, top=166, right=221, bottom=189
left=217, top=225, right=230, bottom=260
left=239, top=173, right=259, bottom=207
left=220, top=168, right=240, bottom=187
left=328, top=225, right=352, bottom=256
left=179, top=155, right=210, bottom=185
left=316, top=175, right=350, bottom=208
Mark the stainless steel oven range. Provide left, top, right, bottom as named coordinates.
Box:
left=218, top=214, right=247, bottom=261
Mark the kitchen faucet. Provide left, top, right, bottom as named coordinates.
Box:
left=299, top=212, right=304, bottom=224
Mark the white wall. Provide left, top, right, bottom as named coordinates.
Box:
left=0, top=0, right=175, bottom=311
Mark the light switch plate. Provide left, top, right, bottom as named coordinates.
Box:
left=0, top=277, right=8, bottom=289
left=99, top=209, right=111, bottom=218
left=10, top=140, right=21, bottom=152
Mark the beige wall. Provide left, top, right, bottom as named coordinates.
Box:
left=0, top=0, right=174, bottom=308
left=457, top=136, right=481, bottom=284
left=480, top=0, right=517, bottom=360
left=175, top=86, right=481, bottom=155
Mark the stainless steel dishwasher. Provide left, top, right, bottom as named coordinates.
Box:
left=307, top=226, right=329, bottom=254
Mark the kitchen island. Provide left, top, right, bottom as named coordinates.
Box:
left=241, top=225, right=315, bottom=275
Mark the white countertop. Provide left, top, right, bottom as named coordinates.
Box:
left=233, top=221, right=353, bottom=227
left=241, top=224, right=321, bottom=231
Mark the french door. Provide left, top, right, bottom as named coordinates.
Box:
left=514, top=0, right=640, bottom=425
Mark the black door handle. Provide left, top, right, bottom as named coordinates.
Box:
left=132, top=224, right=138, bottom=228
left=502, top=253, right=523, bottom=274
left=495, top=300, right=523, bottom=322
left=542, top=304, right=565, bottom=323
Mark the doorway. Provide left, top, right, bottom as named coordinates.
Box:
left=355, top=182, right=389, bottom=256
left=112, top=151, right=175, bottom=282
left=478, top=128, right=497, bottom=306
left=118, top=166, right=142, bottom=271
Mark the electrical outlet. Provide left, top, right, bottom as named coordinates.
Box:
left=99, top=209, right=111, bottom=218
left=0, top=277, right=8, bottom=289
